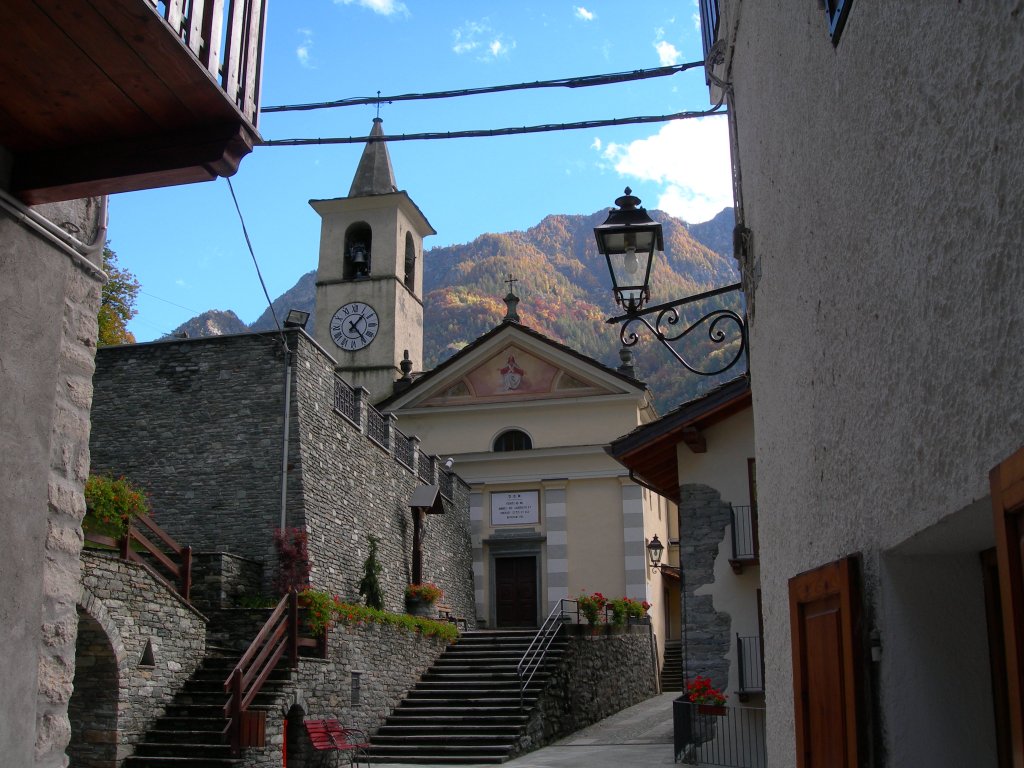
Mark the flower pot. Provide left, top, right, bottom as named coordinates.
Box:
left=405, top=596, right=435, bottom=618
left=697, top=704, right=728, bottom=716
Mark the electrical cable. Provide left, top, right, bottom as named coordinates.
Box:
left=261, top=105, right=727, bottom=147
left=225, top=177, right=282, bottom=335
left=261, top=61, right=705, bottom=114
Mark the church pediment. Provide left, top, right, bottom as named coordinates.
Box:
left=418, top=343, right=615, bottom=407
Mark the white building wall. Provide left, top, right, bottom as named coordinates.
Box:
left=717, top=2, right=1024, bottom=764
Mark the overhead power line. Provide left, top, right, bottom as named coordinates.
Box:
left=261, top=61, right=705, bottom=114
left=260, top=105, right=727, bottom=147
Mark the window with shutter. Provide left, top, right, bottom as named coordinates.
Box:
left=789, top=554, right=864, bottom=768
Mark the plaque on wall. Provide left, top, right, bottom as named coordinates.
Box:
left=490, top=491, right=540, bottom=526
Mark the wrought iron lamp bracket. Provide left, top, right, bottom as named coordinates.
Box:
left=606, top=282, right=747, bottom=377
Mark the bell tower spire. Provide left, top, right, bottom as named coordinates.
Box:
left=310, top=119, right=436, bottom=403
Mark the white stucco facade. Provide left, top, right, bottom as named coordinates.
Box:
left=708, top=2, right=1024, bottom=765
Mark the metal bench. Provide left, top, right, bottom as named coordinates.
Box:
left=436, top=603, right=468, bottom=630
left=304, top=719, right=369, bottom=767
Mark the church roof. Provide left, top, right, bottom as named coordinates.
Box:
left=348, top=118, right=398, bottom=197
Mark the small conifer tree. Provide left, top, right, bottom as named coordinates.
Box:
left=358, top=535, right=385, bottom=610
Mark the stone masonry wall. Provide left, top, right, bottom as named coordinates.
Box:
left=77, top=551, right=207, bottom=760
left=90, top=333, right=291, bottom=577
left=679, top=484, right=732, bottom=693
left=90, top=331, right=476, bottom=623
left=238, top=619, right=450, bottom=768
left=519, top=623, right=658, bottom=756
left=190, top=552, right=265, bottom=614
left=291, top=333, right=475, bottom=619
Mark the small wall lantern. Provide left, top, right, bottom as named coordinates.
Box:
left=647, top=534, right=665, bottom=571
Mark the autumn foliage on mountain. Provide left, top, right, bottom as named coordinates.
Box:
left=184, top=207, right=742, bottom=413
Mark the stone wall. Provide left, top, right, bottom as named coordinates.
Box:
left=678, top=484, right=733, bottom=692
left=0, top=197, right=105, bottom=768
left=518, top=623, right=658, bottom=756
left=75, top=551, right=207, bottom=760
left=89, top=331, right=476, bottom=624
left=239, top=619, right=450, bottom=768
left=190, top=552, right=265, bottom=614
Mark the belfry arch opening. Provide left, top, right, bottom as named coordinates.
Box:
left=404, top=231, right=416, bottom=290
left=344, top=222, right=372, bottom=280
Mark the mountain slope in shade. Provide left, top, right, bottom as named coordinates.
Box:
left=687, top=208, right=734, bottom=258
left=164, top=309, right=248, bottom=339
left=164, top=208, right=742, bottom=412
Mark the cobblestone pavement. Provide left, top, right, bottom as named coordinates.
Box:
left=375, top=692, right=679, bottom=768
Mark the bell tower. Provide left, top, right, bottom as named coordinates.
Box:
left=311, top=118, right=435, bottom=403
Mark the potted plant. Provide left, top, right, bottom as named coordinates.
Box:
left=687, top=675, right=728, bottom=715
left=576, top=592, right=607, bottom=625
left=405, top=582, right=442, bottom=617
left=83, top=473, right=150, bottom=540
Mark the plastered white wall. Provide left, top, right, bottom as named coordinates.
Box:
left=718, top=1, right=1024, bottom=764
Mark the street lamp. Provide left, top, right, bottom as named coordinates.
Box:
left=597, top=188, right=747, bottom=376
left=594, top=187, right=663, bottom=313
left=646, top=534, right=665, bottom=571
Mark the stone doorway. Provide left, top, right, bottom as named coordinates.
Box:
left=494, top=555, right=537, bottom=628
left=68, top=607, right=120, bottom=767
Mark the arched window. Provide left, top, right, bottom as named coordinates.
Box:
left=343, top=222, right=372, bottom=280
left=404, top=232, right=416, bottom=290
left=493, top=429, right=532, bottom=452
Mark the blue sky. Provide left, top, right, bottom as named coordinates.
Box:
left=111, top=1, right=731, bottom=341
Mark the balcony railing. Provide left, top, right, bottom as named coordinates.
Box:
left=736, top=634, right=764, bottom=697
left=366, top=406, right=389, bottom=449
left=153, top=0, right=267, bottom=125
left=333, top=377, right=360, bottom=424
left=730, top=504, right=759, bottom=573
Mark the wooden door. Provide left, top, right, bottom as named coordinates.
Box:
left=495, top=556, right=537, bottom=628
left=789, top=555, right=863, bottom=768
left=992, top=446, right=1024, bottom=768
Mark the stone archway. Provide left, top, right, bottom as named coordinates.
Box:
left=68, top=591, right=126, bottom=767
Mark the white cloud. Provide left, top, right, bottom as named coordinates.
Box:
left=575, top=6, right=595, bottom=21
left=334, top=0, right=409, bottom=16
left=597, top=117, right=733, bottom=223
left=296, top=28, right=314, bottom=68
left=452, top=20, right=515, bottom=60
left=692, top=0, right=701, bottom=30
left=591, top=137, right=602, bottom=151
left=654, top=40, right=681, bottom=66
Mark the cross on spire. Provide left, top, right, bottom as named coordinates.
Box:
left=505, top=273, right=518, bottom=295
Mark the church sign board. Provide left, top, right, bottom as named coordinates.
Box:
left=491, top=491, right=540, bottom=526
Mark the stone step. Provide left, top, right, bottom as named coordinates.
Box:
left=386, top=707, right=529, bottom=720
left=145, top=729, right=226, bottom=745
left=366, top=744, right=513, bottom=758
left=376, top=724, right=523, bottom=736
left=365, top=756, right=507, bottom=765
left=371, top=733, right=517, bottom=746
left=122, top=757, right=242, bottom=768
left=134, top=742, right=233, bottom=759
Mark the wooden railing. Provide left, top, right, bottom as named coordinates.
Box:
left=84, top=515, right=192, bottom=601
left=222, top=591, right=325, bottom=753
left=148, top=0, right=267, bottom=125
left=223, top=591, right=299, bottom=754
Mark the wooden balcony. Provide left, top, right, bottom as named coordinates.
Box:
left=0, top=0, right=267, bottom=204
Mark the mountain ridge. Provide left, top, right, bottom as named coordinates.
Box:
left=168, top=207, right=740, bottom=411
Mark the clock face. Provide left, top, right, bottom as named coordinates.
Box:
left=330, top=303, right=379, bottom=351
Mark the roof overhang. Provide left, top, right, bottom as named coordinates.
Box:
left=605, top=376, right=752, bottom=503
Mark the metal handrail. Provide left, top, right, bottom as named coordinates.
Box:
left=517, top=599, right=574, bottom=709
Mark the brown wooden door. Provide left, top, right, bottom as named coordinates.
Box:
left=495, top=556, right=537, bottom=628
left=789, top=555, right=863, bottom=768
left=992, top=446, right=1024, bottom=768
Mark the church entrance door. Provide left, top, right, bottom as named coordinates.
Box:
left=495, top=556, right=537, bottom=628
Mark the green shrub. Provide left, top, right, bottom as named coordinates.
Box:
left=83, top=474, right=149, bottom=538
left=300, top=589, right=459, bottom=642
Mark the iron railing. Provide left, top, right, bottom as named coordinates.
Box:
left=730, top=505, right=759, bottom=561
left=393, top=430, right=415, bottom=469
left=736, top=634, right=764, bottom=694
left=517, top=599, right=572, bottom=709
left=333, top=376, right=359, bottom=424
left=677, top=702, right=767, bottom=768
left=439, top=468, right=454, bottom=501
left=366, top=406, right=389, bottom=449
left=417, top=450, right=434, bottom=483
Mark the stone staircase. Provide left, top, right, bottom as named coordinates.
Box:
left=122, top=649, right=290, bottom=768
left=661, top=640, right=683, bottom=692
left=365, top=629, right=567, bottom=764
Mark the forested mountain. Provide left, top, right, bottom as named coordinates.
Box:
left=167, top=207, right=742, bottom=412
